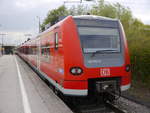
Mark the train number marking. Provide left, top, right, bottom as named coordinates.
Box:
left=100, top=68, right=110, bottom=76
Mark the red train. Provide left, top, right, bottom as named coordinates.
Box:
left=17, top=15, right=131, bottom=98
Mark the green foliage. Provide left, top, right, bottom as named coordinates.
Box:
left=91, top=0, right=117, bottom=18
left=41, top=0, right=150, bottom=87
left=41, top=5, right=69, bottom=31
left=68, top=5, right=89, bottom=16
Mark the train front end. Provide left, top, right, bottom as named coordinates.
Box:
left=62, top=15, right=131, bottom=97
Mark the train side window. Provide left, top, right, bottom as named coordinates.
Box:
left=55, top=33, right=59, bottom=50
left=41, top=48, right=45, bottom=55
left=46, top=48, right=50, bottom=56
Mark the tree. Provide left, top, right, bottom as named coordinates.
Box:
left=68, top=4, right=90, bottom=15
left=41, top=5, right=69, bottom=31
left=91, top=0, right=117, bottom=18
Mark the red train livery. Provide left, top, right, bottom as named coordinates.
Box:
left=17, top=15, right=131, bottom=97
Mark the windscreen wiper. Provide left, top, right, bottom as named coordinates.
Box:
left=91, top=49, right=118, bottom=57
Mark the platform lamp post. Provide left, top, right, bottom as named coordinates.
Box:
left=0, top=24, right=1, bottom=56
left=0, top=33, right=7, bottom=55
left=0, top=24, right=2, bottom=56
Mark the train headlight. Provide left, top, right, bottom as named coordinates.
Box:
left=70, top=67, right=83, bottom=75
left=125, top=64, right=131, bottom=72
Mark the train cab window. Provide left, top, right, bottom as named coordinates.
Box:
left=55, top=33, right=59, bottom=50
left=74, top=19, right=121, bottom=53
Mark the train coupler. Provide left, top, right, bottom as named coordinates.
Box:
left=96, top=80, right=117, bottom=93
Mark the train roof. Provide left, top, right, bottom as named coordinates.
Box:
left=73, top=15, right=118, bottom=21
left=37, top=15, right=118, bottom=36
left=20, top=15, right=119, bottom=47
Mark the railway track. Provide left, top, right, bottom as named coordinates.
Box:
left=61, top=95, right=128, bottom=113
left=73, top=102, right=128, bottom=113
left=105, top=101, right=128, bottom=113
left=75, top=102, right=128, bottom=113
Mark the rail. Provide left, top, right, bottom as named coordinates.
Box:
left=105, top=101, right=128, bottom=113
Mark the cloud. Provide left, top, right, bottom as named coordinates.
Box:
left=134, top=13, right=150, bottom=24
left=1, top=31, right=27, bottom=46
left=0, top=0, right=64, bottom=45
left=0, top=0, right=149, bottom=45
left=0, top=0, right=63, bottom=32
left=15, top=0, right=49, bottom=10
left=15, top=0, right=63, bottom=11
left=106, top=0, right=150, bottom=24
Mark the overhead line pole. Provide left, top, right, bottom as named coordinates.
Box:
left=64, top=0, right=84, bottom=4
left=37, top=16, right=41, bottom=33
left=64, top=0, right=95, bottom=5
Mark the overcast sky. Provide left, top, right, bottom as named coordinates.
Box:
left=0, top=0, right=149, bottom=45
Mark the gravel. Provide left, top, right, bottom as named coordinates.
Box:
left=115, top=97, right=150, bottom=113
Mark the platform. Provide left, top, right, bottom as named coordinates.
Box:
left=0, top=55, right=73, bottom=113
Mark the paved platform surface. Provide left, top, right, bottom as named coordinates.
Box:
left=0, top=55, right=73, bottom=113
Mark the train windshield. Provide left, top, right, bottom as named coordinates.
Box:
left=78, top=27, right=120, bottom=53
left=75, top=19, right=121, bottom=53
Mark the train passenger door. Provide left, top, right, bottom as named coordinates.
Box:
left=54, top=31, right=60, bottom=72
left=37, top=38, right=41, bottom=70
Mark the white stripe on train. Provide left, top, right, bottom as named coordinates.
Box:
left=121, top=83, right=131, bottom=91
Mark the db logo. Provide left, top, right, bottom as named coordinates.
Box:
left=100, top=68, right=110, bottom=76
